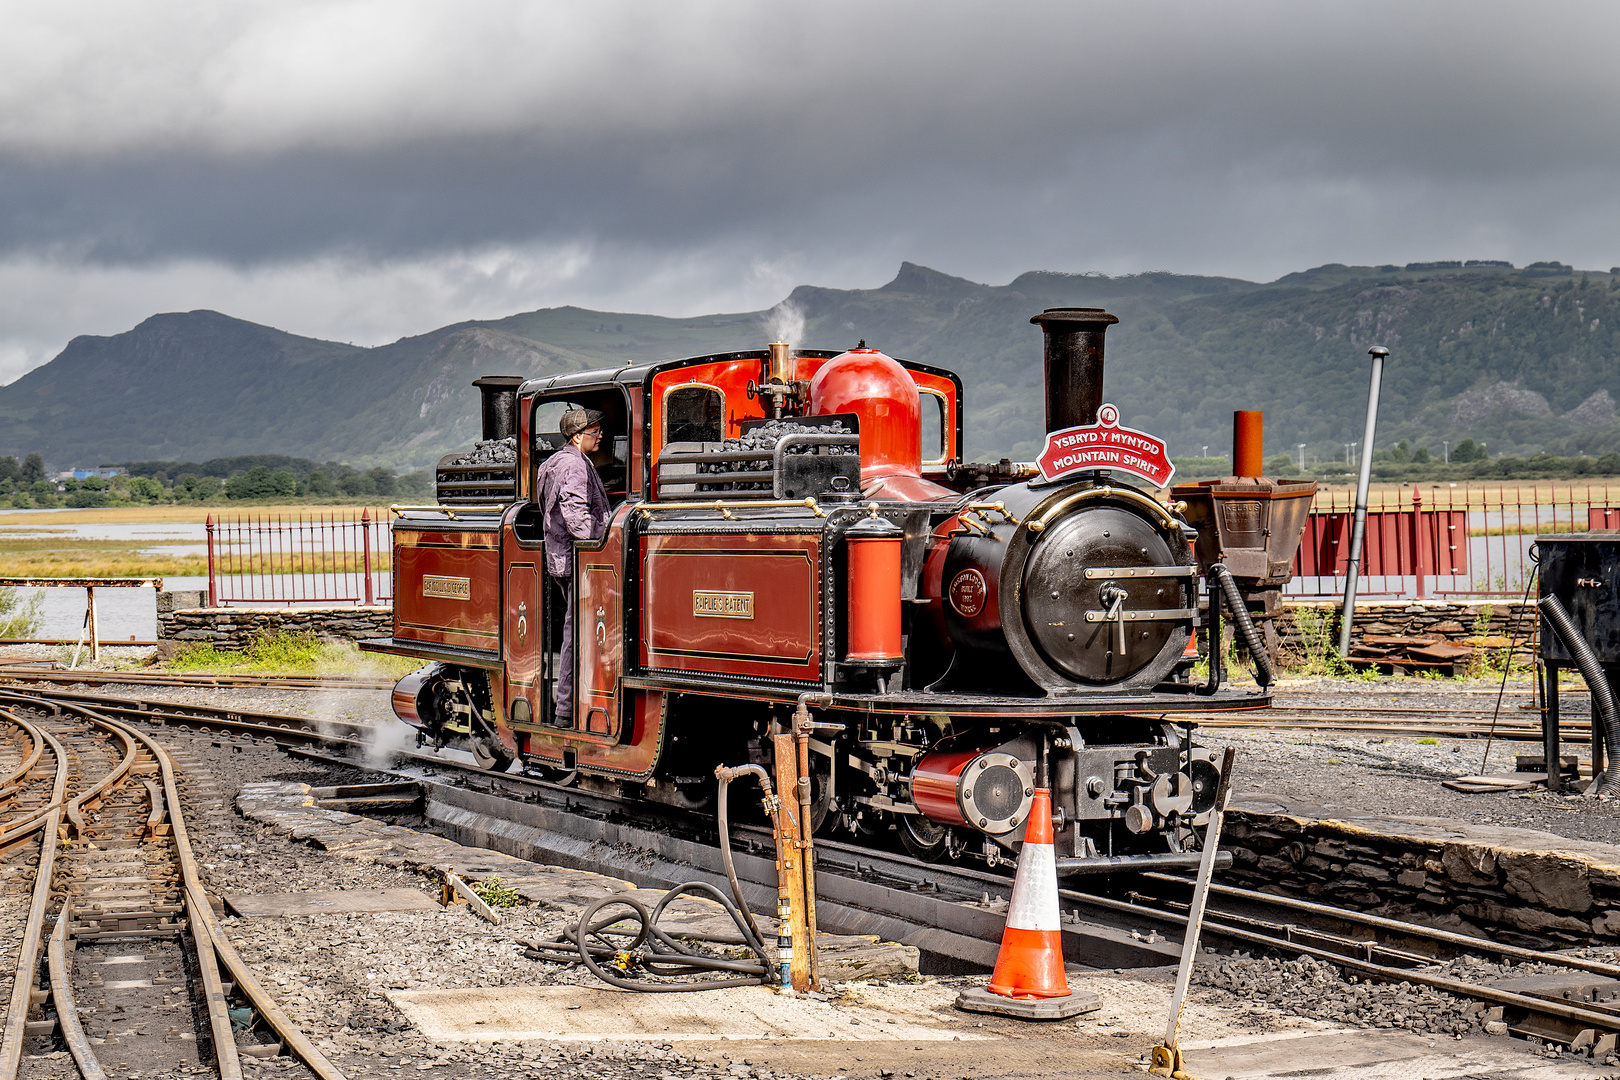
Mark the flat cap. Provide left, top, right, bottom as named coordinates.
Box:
left=560, top=408, right=604, bottom=441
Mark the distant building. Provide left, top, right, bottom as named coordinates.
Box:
left=60, top=466, right=129, bottom=480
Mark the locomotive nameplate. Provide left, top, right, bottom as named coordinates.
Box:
left=1037, top=403, right=1174, bottom=487
left=693, top=590, right=755, bottom=619
left=422, top=575, right=471, bottom=601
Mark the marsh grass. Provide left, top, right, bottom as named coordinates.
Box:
left=167, top=630, right=417, bottom=677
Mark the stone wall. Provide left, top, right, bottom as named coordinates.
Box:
left=1275, top=599, right=1538, bottom=664
left=157, top=595, right=392, bottom=650
left=1224, top=798, right=1620, bottom=949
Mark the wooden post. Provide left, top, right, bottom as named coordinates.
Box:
left=772, top=731, right=811, bottom=992
left=87, top=586, right=99, bottom=661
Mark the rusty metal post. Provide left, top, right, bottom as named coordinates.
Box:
left=1339, top=347, right=1388, bottom=657
left=205, top=514, right=217, bottom=608
left=1232, top=411, right=1264, bottom=479
left=771, top=731, right=811, bottom=992
left=361, top=509, right=375, bottom=607
left=1412, top=489, right=1428, bottom=600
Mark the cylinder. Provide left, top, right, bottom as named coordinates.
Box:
left=1233, top=410, right=1264, bottom=478
left=768, top=341, right=794, bottom=384
left=1030, top=307, right=1120, bottom=434
left=472, top=375, right=525, bottom=441
left=844, top=513, right=904, bottom=664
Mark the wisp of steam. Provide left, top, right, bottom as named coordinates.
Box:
left=765, top=300, right=805, bottom=346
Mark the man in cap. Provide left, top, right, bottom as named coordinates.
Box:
left=535, top=407, right=611, bottom=726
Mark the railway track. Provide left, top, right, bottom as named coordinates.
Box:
left=0, top=691, right=345, bottom=1080
left=8, top=682, right=1620, bottom=1057
left=0, top=668, right=396, bottom=693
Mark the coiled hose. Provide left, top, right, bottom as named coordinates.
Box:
left=1537, top=593, right=1620, bottom=796
left=520, top=768, right=777, bottom=990
left=1210, top=563, right=1274, bottom=688
left=523, top=882, right=772, bottom=992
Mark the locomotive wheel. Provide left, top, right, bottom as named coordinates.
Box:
left=898, top=815, right=948, bottom=862
left=471, top=735, right=514, bottom=773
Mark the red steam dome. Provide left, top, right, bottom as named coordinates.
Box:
left=807, top=347, right=952, bottom=500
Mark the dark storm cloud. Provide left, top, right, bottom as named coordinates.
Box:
left=2, top=1, right=1619, bottom=382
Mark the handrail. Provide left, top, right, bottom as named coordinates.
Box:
left=636, top=497, right=826, bottom=520
left=388, top=504, right=507, bottom=519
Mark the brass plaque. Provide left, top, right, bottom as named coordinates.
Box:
left=422, top=575, right=471, bottom=601
left=693, top=590, right=755, bottom=619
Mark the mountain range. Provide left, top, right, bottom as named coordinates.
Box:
left=3, top=259, right=1618, bottom=471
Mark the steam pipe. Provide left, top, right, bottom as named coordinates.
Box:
left=1212, top=563, right=1274, bottom=687
left=1030, top=307, right=1119, bottom=433
left=1536, top=595, right=1620, bottom=795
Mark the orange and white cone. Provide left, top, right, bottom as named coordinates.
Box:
left=987, top=787, right=1070, bottom=999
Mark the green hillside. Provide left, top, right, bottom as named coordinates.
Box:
left=3, top=260, right=1618, bottom=470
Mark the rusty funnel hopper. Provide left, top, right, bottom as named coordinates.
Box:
left=1171, top=412, right=1317, bottom=661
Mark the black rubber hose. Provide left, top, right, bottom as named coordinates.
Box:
left=1537, top=594, right=1620, bottom=796
left=1211, top=563, right=1274, bottom=688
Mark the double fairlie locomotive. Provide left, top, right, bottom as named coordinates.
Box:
left=363, top=308, right=1273, bottom=874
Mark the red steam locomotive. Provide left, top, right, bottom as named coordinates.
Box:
left=362, top=308, right=1271, bottom=873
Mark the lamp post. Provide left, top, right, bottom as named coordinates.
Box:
left=1339, top=347, right=1389, bottom=658
left=1201, top=445, right=1208, bottom=458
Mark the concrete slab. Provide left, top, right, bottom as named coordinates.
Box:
left=387, top=984, right=995, bottom=1043
left=1179, top=1030, right=1603, bottom=1078
left=223, top=887, right=440, bottom=917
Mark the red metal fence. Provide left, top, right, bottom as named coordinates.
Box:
left=205, top=510, right=391, bottom=606
left=1287, top=485, right=1620, bottom=599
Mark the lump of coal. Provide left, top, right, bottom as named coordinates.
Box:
left=699, top=420, right=855, bottom=491
left=447, top=437, right=518, bottom=467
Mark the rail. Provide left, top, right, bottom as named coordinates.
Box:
left=0, top=691, right=346, bottom=1079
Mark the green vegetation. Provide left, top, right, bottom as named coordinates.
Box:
left=165, top=631, right=417, bottom=677
left=1416, top=737, right=1440, bottom=745
left=470, top=876, right=523, bottom=909
left=0, top=585, right=43, bottom=638
left=0, top=452, right=430, bottom=509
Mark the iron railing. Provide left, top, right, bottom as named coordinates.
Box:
left=205, top=510, right=391, bottom=606
left=1286, top=484, right=1619, bottom=599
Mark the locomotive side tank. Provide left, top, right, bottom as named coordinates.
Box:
left=362, top=308, right=1271, bottom=873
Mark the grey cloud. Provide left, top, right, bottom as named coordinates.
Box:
left=3, top=1, right=1620, bottom=383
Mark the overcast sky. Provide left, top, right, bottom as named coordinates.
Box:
left=2, top=0, right=1618, bottom=384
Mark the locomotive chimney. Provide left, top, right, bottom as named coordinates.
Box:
left=472, top=376, right=525, bottom=442
left=1233, top=410, right=1264, bottom=479
left=1030, top=307, right=1120, bottom=433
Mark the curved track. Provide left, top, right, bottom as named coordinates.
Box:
left=6, top=681, right=1619, bottom=1056
left=0, top=691, right=346, bottom=1080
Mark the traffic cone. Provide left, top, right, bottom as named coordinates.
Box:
left=956, top=789, right=1100, bottom=1020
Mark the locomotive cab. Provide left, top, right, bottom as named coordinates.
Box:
left=364, top=308, right=1275, bottom=876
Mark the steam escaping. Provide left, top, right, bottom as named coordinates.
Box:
left=765, top=300, right=805, bottom=346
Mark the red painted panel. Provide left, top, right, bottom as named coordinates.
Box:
left=519, top=690, right=667, bottom=781
left=642, top=534, right=821, bottom=682
left=393, top=530, right=502, bottom=651
left=574, top=508, right=628, bottom=736
left=1294, top=510, right=1469, bottom=577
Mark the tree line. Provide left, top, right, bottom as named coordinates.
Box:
left=0, top=452, right=432, bottom=508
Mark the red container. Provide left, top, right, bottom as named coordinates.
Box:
left=845, top=513, right=904, bottom=663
